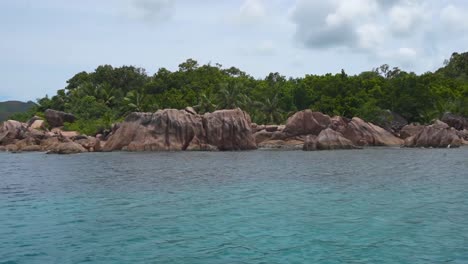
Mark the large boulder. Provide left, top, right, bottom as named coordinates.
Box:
left=74, top=137, right=102, bottom=152
left=0, top=120, right=27, bottom=145
left=441, top=113, right=468, bottom=130
left=340, top=117, right=404, bottom=146
left=283, top=110, right=331, bottom=136
left=329, top=116, right=349, bottom=132
left=45, top=109, right=76, bottom=128
left=304, top=128, right=358, bottom=151
left=374, top=110, right=408, bottom=134
left=103, top=108, right=256, bottom=152
left=254, top=130, right=274, bottom=144
left=47, top=142, right=86, bottom=154
left=104, top=109, right=206, bottom=151
left=404, top=123, right=462, bottom=148
left=400, top=124, right=425, bottom=139
left=29, top=120, right=45, bottom=130
left=203, top=109, right=257, bottom=150
left=16, top=136, right=41, bottom=151
left=258, top=138, right=304, bottom=150
left=51, top=128, right=80, bottom=138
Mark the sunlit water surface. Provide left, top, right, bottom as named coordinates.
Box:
left=1, top=148, right=468, bottom=263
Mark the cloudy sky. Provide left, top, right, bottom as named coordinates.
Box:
left=1, top=0, right=467, bottom=101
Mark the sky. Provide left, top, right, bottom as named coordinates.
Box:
left=1, top=0, right=468, bottom=101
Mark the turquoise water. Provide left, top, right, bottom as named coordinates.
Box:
left=1, top=148, right=468, bottom=263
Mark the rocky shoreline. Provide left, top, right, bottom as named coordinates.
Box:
left=0, top=108, right=467, bottom=154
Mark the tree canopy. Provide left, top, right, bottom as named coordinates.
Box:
left=15, top=52, right=468, bottom=135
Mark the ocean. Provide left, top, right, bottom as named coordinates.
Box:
left=1, top=148, right=468, bottom=263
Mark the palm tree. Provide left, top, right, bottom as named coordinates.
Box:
left=216, top=82, right=242, bottom=109
left=124, top=90, right=147, bottom=112
left=193, top=93, right=217, bottom=114
left=96, top=83, right=116, bottom=107
left=239, top=94, right=263, bottom=122
left=261, top=94, right=283, bottom=124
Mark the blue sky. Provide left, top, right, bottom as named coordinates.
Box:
left=1, top=0, right=468, bottom=101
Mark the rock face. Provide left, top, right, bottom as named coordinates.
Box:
left=256, top=110, right=403, bottom=150
left=304, top=128, right=358, bottom=151
left=441, top=113, right=468, bottom=130
left=47, top=142, right=86, bottom=154
left=340, top=117, right=404, bottom=146
left=375, top=110, right=408, bottom=134
left=29, top=120, right=45, bottom=130
left=283, top=110, right=331, bottom=136
left=103, top=108, right=256, bottom=151
left=404, top=122, right=462, bottom=148
left=0, top=119, right=100, bottom=154
left=203, top=109, right=256, bottom=150
left=258, top=138, right=304, bottom=150
left=45, top=109, right=76, bottom=128
left=400, top=124, right=425, bottom=139
left=0, top=120, right=27, bottom=145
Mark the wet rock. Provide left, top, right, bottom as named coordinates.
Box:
left=44, top=109, right=76, bottom=128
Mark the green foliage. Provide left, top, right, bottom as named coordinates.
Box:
left=18, top=54, right=468, bottom=135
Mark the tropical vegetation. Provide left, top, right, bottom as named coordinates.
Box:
left=8, top=52, right=468, bottom=135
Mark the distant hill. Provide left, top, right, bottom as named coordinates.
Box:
left=0, top=101, right=36, bottom=122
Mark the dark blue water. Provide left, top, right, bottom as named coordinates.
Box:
left=1, top=148, right=468, bottom=263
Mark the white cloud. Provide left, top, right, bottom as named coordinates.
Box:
left=239, top=40, right=276, bottom=56
left=125, top=0, right=175, bottom=23
left=289, top=0, right=445, bottom=70
left=356, top=24, right=385, bottom=50
left=255, top=40, right=276, bottom=56
left=236, top=0, right=266, bottom=24
left=440, top=5, right=468, bottom=32
left=389, top=2, right=428, bottom=36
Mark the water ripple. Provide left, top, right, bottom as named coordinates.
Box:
left=0, top=149, right=468, bottom=263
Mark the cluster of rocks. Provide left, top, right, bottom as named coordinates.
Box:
left=103, top=107, right=256, bottom=151
left=253, top=110, right=404, bottom=151
left=0, top=109, right=102, bottom=154
left=1, top=108, right=467, bottom=154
